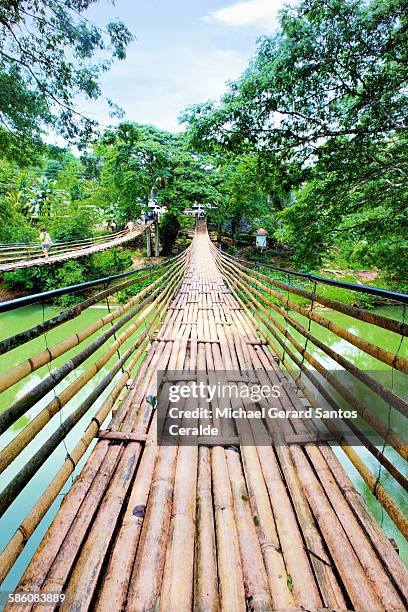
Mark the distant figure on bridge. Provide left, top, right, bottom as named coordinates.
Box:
left=126, top=220, right=135, bottom=232
left=39, top=228, right=52, bottom=258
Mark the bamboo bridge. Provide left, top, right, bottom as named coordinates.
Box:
left=0, top=220, right=407, bottom=610
left=0, top=223, right=153, bottom=272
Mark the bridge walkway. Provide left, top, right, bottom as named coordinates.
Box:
left=0, top=223, right=153, bottom=273
left=4, top=224, right=408, bottom=611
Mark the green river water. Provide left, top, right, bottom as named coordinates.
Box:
left=0, top=304, right=407, bottom=593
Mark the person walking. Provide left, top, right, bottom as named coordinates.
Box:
left=39, top=227, right=52, bottom=258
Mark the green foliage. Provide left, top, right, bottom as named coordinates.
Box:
left=50, top=209, right=95, bottom=242
left=180, top=216, right=195, bottom=230
left=0, top=0, right=134, bottom=163
left=116, top=270, right=162, bottom=303
left=184, top=0, right=406, bottom=159
left=93, top=123, right=224, bottom=226
left=276, top=134, right=408, bottom=275
left=209, top=155, right=277, bottom=240
left=16, top=174, right=72, bottom=220
left=94, top=123, right=172, bottom=223
left=0, top=145, right=108, bottom=246
left=182, top=0, right=408, bottom=281
left=3, top=261, right=85, bottom=293
left=53, top=262, right=88, bottom=306
left=160, top=212, right=181, bottom=255
left=87, top=249, right=132, bottom=278
left=3, top=268, right=45, bottom=292
left=0, top=196, right=35, bottom=243
left=157, top=143, right=221, bottom=216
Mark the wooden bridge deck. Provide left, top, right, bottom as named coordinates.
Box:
left=10, top=226, right=408, bottom=611
left=0, top=223, right=152, bottom=273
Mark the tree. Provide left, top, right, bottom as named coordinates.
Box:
left=156, top=141, right=224, bottom=252
left=183, top=0, right=407, bottom=161
left=160, top=211, right=181, bottom=255
left=19, top=174, right=68, bottom=219
left=277, top=134, right=408, bottom=274
left=94, top=123, right=225, bottom=248
left=0, top=195, right=35, bottom=243
left=0, top=0, right=133, bottom=163
left=94, top=123, right=174, bottom=224
left=158, top=143, right=220, bottom=214
left=182, top=0, right=408, bottom=274
left=213, top=155, right=283, bottom=240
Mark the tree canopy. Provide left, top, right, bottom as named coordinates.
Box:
left=183, top=0, right=407, bottom=158
left=0, top=0, right=133, bottom=163
left=182, top=0, right=408, bottom=278
left=93, top=123, right=224, bottom=227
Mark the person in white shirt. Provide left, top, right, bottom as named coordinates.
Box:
left=39, top=228, right=52, bottom=258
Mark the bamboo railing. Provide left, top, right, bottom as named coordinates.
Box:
left=0, top=223, right=153, bottom=272
left=211, top=244, right=408, bottom=540
left=0, top=229, right=128, bottom=261
left=0, top=245, right=191, bottom=581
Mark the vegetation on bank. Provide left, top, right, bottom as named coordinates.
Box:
left=2, top=249, right=133, bottom=306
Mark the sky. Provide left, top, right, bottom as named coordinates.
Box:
left=71, top=0, right=290, bottom=136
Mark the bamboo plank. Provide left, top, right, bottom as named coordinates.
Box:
left=194, top=446, right=219, bottom=611
left=305, top=444, right=405, bottom=610
left=36, top=444, right=123, bottom=599
left=212, top=446, right=246, bottom=611
left=319, top=444, right=408, bottom=603
left=225, top=447, right=273, bottom=610
left=95, top=415, right=159, bottom=611
left=63, top=442, right=144, bottom=609
left=126, top=444, right=179, bottom=610
left=14, top=441, right=111, bottom=601
left=160, top=428, right=198, bottom=610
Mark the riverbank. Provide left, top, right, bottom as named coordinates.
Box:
left=217, top=241, right=407, bottom=309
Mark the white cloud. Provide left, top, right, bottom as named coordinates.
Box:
left=203, top=0, right=288, bottom=31
left=75, top=45, right=248, bottom=134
